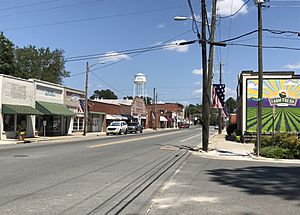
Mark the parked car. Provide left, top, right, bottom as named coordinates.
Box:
left=127, top=122, right=143, bottom=133
left=106, top=121, right=128, bottom=135
left=179, top=122, right=190, bottom=128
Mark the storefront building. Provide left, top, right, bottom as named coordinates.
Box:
left=64, top=87, right=85, bottom=134
left=0, top=75, right=42, bottom=139
left=88, top=100, right=119, bottom=131
left=93, top=97, right=148, bottom=128
left=32, top=79, right=74, bottom=136
left=146, top=103, right=184, bottom=129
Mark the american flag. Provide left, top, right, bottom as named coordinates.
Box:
left=211, top=84, right=225, bottom=109
left=212, top=84, right=227, bottom=119
left=78, top=99, right=84, bottom=112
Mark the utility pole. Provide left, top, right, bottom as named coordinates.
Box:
left=218, top=62, right=222, bottom=134
left=257, top=0, right=264, bottom=156
left=155, top=90, right=158, bottom=130
left=83, top=62, right=89, bottom=136
left=153, top=88, right=156, bottom=130
left=208, top=0, right=217, bottom=100
left=201, top=0, right=209, bottom=152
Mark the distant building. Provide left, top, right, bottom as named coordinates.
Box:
left=92, top=97, right=148, bottom=128
left=147, top=103, right=184, bottom=129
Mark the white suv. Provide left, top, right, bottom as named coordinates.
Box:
left=106, top=121, right=128, bottom=135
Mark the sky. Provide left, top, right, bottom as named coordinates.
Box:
left=1, top=0, right=299, bottom=105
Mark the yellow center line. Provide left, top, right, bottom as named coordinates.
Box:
left=88, top=132, right=177, bottom=148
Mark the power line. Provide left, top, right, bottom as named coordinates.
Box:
left=0, top=0, right=64, bottom=11
left=82, top=29, right=193, bottom=73
left=269, top=0, right=300, bottom=2
left=220, top=0, right=251, bottom=19
left=0, top=0, right=104, bottom=19
left=3, top=5, right=186, bottom=32
left=227, top=43, right=300, bottom=51
left=90, top=71, right=127, bottom=96
left=68, top=29, right=193, bottom=96
left=220, top=28, right=300, bottom=43
left=266, top=36, right=300, bottom=40
left=66, top=43, right=179, bottom=62
left=186, top=0, right=201, bottom=38
left=269, top=5, right=300, bottom=7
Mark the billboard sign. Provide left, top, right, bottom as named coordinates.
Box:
left=246, top=79, right=300, bottom=132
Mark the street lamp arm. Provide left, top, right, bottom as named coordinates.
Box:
left=174, top=16, right=202, bottom=24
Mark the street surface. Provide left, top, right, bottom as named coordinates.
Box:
left=0, top=127, right=299, bottom=215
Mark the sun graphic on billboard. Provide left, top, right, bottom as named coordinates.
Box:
left=246, top=79, right=300, bottom=132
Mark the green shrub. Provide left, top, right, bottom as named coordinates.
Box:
left=235, top=135, right=241, bottom=142
left=258, top=133, right=300, bottom=159
left=260, top=146, right=294, bottom=159
left=261, top=135, right=273, bottom=147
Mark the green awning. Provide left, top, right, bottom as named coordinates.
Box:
left=36, top=101, right=74, bottom=116
left=89, top=111, right=105, bottom=115
left=2, top=104, right=43, bottom=115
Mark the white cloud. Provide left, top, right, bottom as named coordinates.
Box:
left=284, top=80, right=298, bottom=86
left=217, top=0, right=248, bottom=17
left=157, top=24, right=165, bottom=29
left=194, top=81, right=201, bottom=85
left=248, top=81, right=258, bottom=89
left=101, top=51, right=130, bottom=63
left=193, top=89, right=202, bottom=95
left=166, top=40, right=189, bottom=53
left=284, top=61, right=300, bottom=70
left=192, top=68, right=203, bottom=76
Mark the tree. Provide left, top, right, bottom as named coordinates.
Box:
left=123, top=96, right=133, bottom=100
left=0, top=32, right=15, bottom=75
left=144, top=96, right=152, bottom=105
left=14, top=45, right=70, bottom=84
left=90, top=89, right=118, bottom=100
left=225, top=97, right=237, bottom=113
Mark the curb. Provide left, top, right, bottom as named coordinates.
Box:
left=248, top=153, right=300, bottom=164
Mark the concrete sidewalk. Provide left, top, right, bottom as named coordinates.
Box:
left=199, top=131, right=300, bottom=164
left=206, top=131, right=254, bottom=158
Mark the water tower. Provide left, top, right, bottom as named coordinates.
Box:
left=133, top=73, right=147, bottom=97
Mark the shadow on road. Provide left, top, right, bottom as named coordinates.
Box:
left=207, top=166, right=300, bottom=201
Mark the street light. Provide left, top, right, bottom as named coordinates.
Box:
left=174, top=16, right=201, bottom=22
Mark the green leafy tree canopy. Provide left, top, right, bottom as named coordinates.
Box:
left=0, top=32, right=15, bottom=75
left=225, top=97, right=237, bottom=113
left=14, top=45, right=70, bottom=84
left=90, top=89, right=118, bottom=100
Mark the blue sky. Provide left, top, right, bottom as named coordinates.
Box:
left=1, top=0, right=299, bottom=105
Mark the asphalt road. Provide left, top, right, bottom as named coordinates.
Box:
left=0, top=127, right=207, bottom=215
left=0, top=127, right=299, bottom=215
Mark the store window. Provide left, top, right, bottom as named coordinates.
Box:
left=73, top=117, right=84, bottom=131
left=4, top=115, right=14, bottom=131
left=73, top=117, right=78, bottom=130
left=53, top=116, right=61, bottom=131
left=79, top=117, right=84, bottom=130
left=17, top=115, right=27, bottom=133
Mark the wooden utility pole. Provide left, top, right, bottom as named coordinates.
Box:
left=218, top=62, right=223, bottom=134
left=83, top=62, right=89, bottom=136
left=208, top=0, right=217, bottom=100
left=153, top=88, right=156, bottom=130
left=257, top=0, right=264, bottom=156
left=201, top=0, right=209, bottom=151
